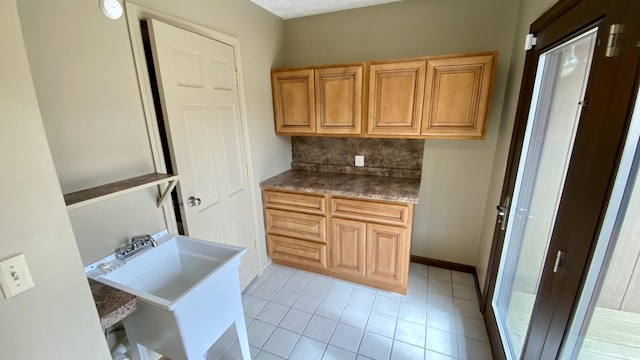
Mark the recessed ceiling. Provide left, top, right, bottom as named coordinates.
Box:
left=250, top=0, right=403, bottom=19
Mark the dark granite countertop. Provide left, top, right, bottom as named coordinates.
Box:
left=88, top=279, right=137, bottom=330
left=260, top=170, right=420, bottom=204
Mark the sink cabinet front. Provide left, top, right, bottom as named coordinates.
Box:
left=262, top=189, right=413, bottom=294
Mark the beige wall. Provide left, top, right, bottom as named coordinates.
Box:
left=17, top=0, right=289, bottom=268
left=0, top=0, right=110, bottom=358
left=283, top=0, right=519, bottom=265
left=475, top=0, right=558, bottom=291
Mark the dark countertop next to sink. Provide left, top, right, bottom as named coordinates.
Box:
left=88, top=279, right=137, bottom=331
left=260, top=170, right=420, bottom=204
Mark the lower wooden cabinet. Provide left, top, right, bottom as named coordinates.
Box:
left=267, top=234, right=327, bottom=271
left=264, top=208, right=326, bottom=243
left=262, top=189, right=413, bottom=294
left=330, top=198, right=411, bottom=293
left=331, top=218, right=366, bottom=277
left=366, top=223, right=407, bottom=286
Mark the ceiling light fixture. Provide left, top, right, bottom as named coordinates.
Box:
left=99, top=0, right=123, bottom=20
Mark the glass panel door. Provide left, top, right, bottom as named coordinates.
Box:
left=492, top=29, right=598, bottom=359
left=560, top=86, right=640, bottom=360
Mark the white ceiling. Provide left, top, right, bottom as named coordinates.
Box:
left=249, top=0, right=403, bottom=19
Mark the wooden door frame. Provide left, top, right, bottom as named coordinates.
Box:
left=481, top=0, right=640, bottom=358
left=123, top=2, right=266, bottom=274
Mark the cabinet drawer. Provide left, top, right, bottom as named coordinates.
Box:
left=265, top=208, right=326, bottom=243
left=263, top=190, right=326, bottom=214
left=267, top=234, right=327, bottom=271
left=330, top=197, right=410, bottom=226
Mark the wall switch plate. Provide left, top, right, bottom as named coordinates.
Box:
left=355, top=155, right=364, bottom=167
left=0, top=253, right=35, bottom=299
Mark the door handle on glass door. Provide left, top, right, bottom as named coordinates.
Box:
left=187, top=196, right=202, bottom=207
left=496, top=195, right=511, bottom=231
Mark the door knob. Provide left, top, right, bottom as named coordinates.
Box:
left=496, top=195, right=511, bottom=231
left=187, top=196, right=202, bottom=207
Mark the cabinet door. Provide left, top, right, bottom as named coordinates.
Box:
left=315, top=66, right=363, bottom=135
left=422, top=53, right=496, bottom=139
left=366, top=223, right=407, bottom=288
left=331, top=218, right=366, bottom=277
left=367, top=61, right=426, bottom=136
left=271, top=69, right=315, bottom=134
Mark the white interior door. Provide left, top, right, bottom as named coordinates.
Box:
left=148, top=19, right=257, bottom=289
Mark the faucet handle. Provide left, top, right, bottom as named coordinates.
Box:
left=130, top=234, right=157, bottom=247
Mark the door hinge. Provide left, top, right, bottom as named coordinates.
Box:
left=606, top=24, right=624, bottom=57
left=245, top=166, right=249, bottom=178
left=253, top=240, right=257, bottom=250
left=525, top=33, right=537, bottom=51
left=235, top=70, right=239, bottom=85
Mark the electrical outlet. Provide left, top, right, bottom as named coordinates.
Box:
left=0, top=253, right=35, bottom=299
left=355, top=155, right=364, bottom=167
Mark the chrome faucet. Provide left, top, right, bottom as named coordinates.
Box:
left=116, top=234, right=158, bottom=260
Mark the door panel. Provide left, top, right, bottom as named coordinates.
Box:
left=217, top=105, right=246, bottom=196
left=367, top=61, right=425, bottom=136
left=331, top=218, right=366, bottom=276
left=492, top=29, right=598, bottom=359
left=422, top=54, right=494, bottom=138
left=484, top=0, right=640, bottom=359
left=271, top=69, right=315, bottom=134
left=315, top=66, right=363, bottom=135
left=366, top=223, right=406, bottom=283
left=560, top=89, right=640, bottom=360
left=148, top=19, right=258, bottom=288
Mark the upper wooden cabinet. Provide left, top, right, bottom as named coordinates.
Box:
left=271, top=65, right=364, bottom=136
left=316, top=66, right=363, bottom=135
left=271, top=51, right=497, bottom=139
left=271, top=69, right=315, bottom=134
left=367, top=61, right=426, bottom=136
left=422, top=54, right=496, bottom=139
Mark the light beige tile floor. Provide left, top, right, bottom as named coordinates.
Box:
left=207, top=262, right=494, bottom=360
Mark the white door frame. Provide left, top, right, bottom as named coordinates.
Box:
left=124, top=2, right=265, bottom=274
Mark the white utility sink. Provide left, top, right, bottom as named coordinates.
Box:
left=86, top=230, right=250, bottom=360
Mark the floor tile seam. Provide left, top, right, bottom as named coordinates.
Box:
left=396, top=314, right=428, bottom=327
left=288, top=332, right=328, bottom=360
left=271, top=293, right=303, bottom=308
left=263, top=327, right=301, bottom=358
left=456, top=333, right=491, bottom=344
left=299, top=315, right=339, bottom=342
left=256, top=348, right=285, bottom=359
left=261, top=271, right=295, bottom=289
left=451, top=279, right=476, bottom=287
left=387, top=338, right=427, bottom=360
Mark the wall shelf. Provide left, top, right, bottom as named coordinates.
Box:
left=64, top=173, right=179, bottom=210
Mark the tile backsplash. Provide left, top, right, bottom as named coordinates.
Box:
left=291, top=137, right=424, bottom=178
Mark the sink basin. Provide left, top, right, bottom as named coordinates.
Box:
left=85, top=230, right=250, bottom=360
left=86, top=230, right=245, bottom=310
